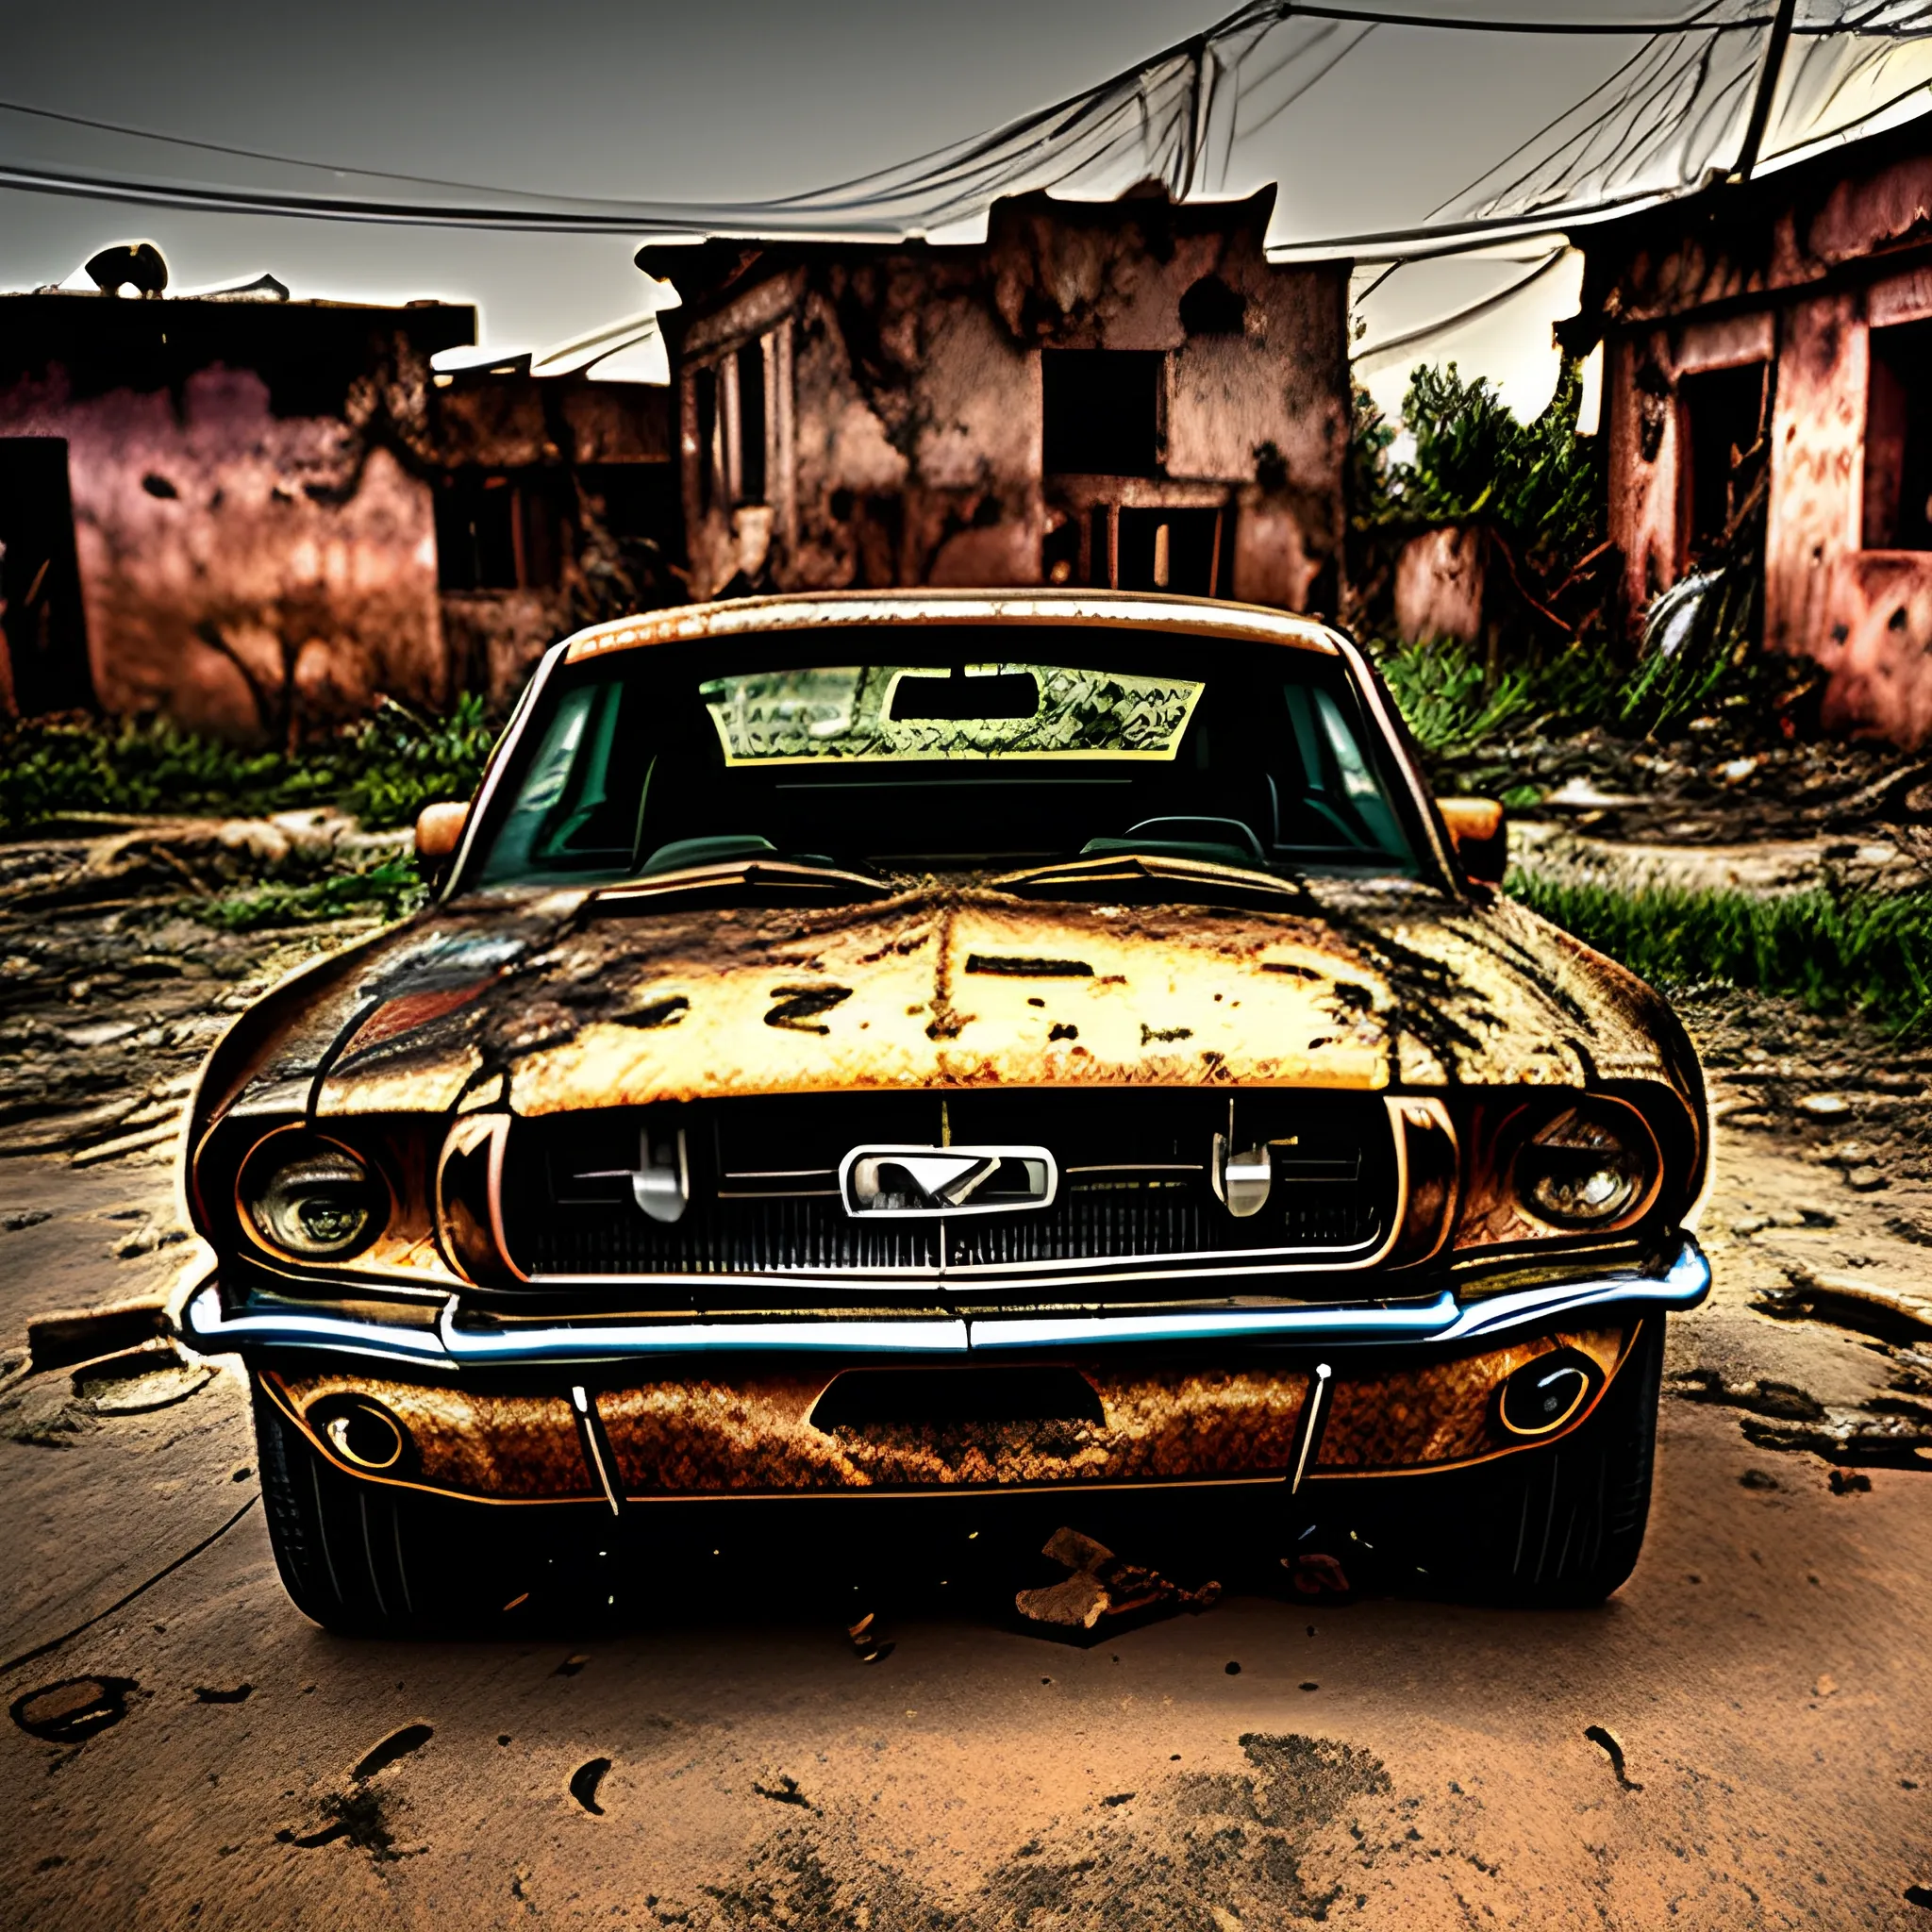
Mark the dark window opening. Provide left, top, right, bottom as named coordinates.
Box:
left=436, top=472, right=565, bottom=592
left=0, top=438, right=95, bottom=714
left=579, top=463, right=680, bottom=544
left=1116, top=508, right=1227, bottom=598
left=734, top=340, right=768, bottom=507
left=1679, top=360, right=1769, bottom=561
left=1179, top=275, right=1246, bottom=337
left=1865, top=318, right=1932, bottom=551
left=1042, top=350, right=1163, bottom=476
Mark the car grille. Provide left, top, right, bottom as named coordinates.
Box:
left=499, top=1091, right=1396, bottom=1283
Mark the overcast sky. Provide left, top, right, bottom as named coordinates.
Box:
left=0, top=0, right=1692, bottom=419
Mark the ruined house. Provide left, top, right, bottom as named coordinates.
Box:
left=0, top=282, right=676, bottom=738
left=638, top=187, right=1350, bottom=614
left=1565, top=119, right=1932, bottom=747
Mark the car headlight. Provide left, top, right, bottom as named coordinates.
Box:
left=1515, top=1104, right=1651, bottom=1229
left=243, top=1135, right=386, bottom=1259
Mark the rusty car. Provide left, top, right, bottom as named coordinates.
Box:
left=170, top=589, right=1710, bottom=1630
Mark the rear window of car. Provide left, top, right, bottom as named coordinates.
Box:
left=472, top=625, right=1420, bottom=886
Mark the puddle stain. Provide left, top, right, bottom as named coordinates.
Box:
left=350, top=1722, right=434, bottom=1783
left=9, top=1675, right=138, bottom=1743
left=571, top=1757, right=613, bottom=1815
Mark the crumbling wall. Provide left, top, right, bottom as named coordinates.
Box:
left=1763, top=291, right=1866, bottom=666
left=0, top=362, right=445, bottom=740
left=658, top=192, right=1349, bottom=612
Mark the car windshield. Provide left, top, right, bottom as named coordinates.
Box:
left=472, top=625, right=1421, bottom=887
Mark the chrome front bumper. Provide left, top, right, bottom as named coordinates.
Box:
left=175, top=1237, right=1709, bottom=1370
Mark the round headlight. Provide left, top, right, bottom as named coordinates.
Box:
left=244, top=1137, right=385, bottom=1259
left=1515, top=1104, right=1651, bottom=1229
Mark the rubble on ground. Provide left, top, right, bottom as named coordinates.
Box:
left=1014, top=1526, right=1222, bottom=1637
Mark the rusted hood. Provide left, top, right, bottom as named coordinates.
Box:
left=202, top=876, right=1700, bottom=1129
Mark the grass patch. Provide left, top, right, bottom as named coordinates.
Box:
left=1376, top=631, right=1766, bottom=769
left=197, top=856, right=426, bottom=932
left=0, top=695, right=497, bottom=836
left=1508, top=870, right=1932, bottom=1036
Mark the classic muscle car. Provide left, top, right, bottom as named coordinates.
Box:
left=171, top=590, right=1709, bottom=1631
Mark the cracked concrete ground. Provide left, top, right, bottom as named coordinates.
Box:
left=0, top=968, right=1928, bottom=1928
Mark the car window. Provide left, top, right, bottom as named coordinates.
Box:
left=473, top=626, right=1420, bottom=886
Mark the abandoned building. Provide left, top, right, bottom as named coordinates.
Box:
left=0, top=275, right=676, bottom=738
left=637, top=186, right=1351, bottom=614
left=2, top=191, right=1352, bottom=739
left=1565, top=117, right=1932, bottom=748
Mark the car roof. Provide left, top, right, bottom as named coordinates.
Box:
left=558, top=588, right=1345, bottom=665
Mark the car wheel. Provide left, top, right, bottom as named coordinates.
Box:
left=252, top=1380, right=487, bottom=1635
left=1410, top=1315, right=1665, bottom=1608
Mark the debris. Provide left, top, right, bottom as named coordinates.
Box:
left=9, top=1675, right=139, bottom=1743
left=1281, top=1552, right=1353, bottom=1598
left=846, top=1612, right=894, bottom=1665
left=74, top=1343, right=214, bottom=1414
left=1012, top=1527, right=1220, bottom=1638
left=570, top=1757, right=612, bottom=1815
left=1584, top=1724, right=1642, bottom=1791
left=25, top=1296, right=166, bottom=1373
left=192, top=1685, right=253, bottom=1704
left=1772, top=1270, right=1932, bottom=1342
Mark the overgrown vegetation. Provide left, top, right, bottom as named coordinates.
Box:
left=0, top=694, right=497, bottom=836
left=1357, top=360, right=1603, bottom=585
left=1509, top=872, right=1932, bottom=1038
left=1357, top=358, right=1787, bottom=768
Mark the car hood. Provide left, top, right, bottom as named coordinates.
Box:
left=195, top=875, right=1703, bottom=1132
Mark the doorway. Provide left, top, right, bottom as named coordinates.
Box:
left=0, top=439, right=94, bottom=715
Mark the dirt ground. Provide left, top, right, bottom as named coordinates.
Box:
left=1, top=901, right=1929, bottom=1929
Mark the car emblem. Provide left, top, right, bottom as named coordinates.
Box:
left=840, top=1144, right=1058, bottom=1218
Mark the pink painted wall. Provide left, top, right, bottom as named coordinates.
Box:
left=0, top=363, right=447, bottom=741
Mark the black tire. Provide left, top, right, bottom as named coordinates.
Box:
left=1403, top=1315, right=1665, bottom=1607
left=252, top=1380, right=503, bottom=1635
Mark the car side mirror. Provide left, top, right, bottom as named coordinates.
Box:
left=413, top=800, right=470, bottom=882
left=1437, top=796, right=1507, bottom=890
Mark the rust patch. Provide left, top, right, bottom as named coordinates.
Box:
left=1315, top=1326, right=1628, bottom=1474
left=764, top=986, right=853, bottom=1034
left=965, top=955, right=1094, bottom=977
left=273, top=1328, right=1636, bottom=1505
